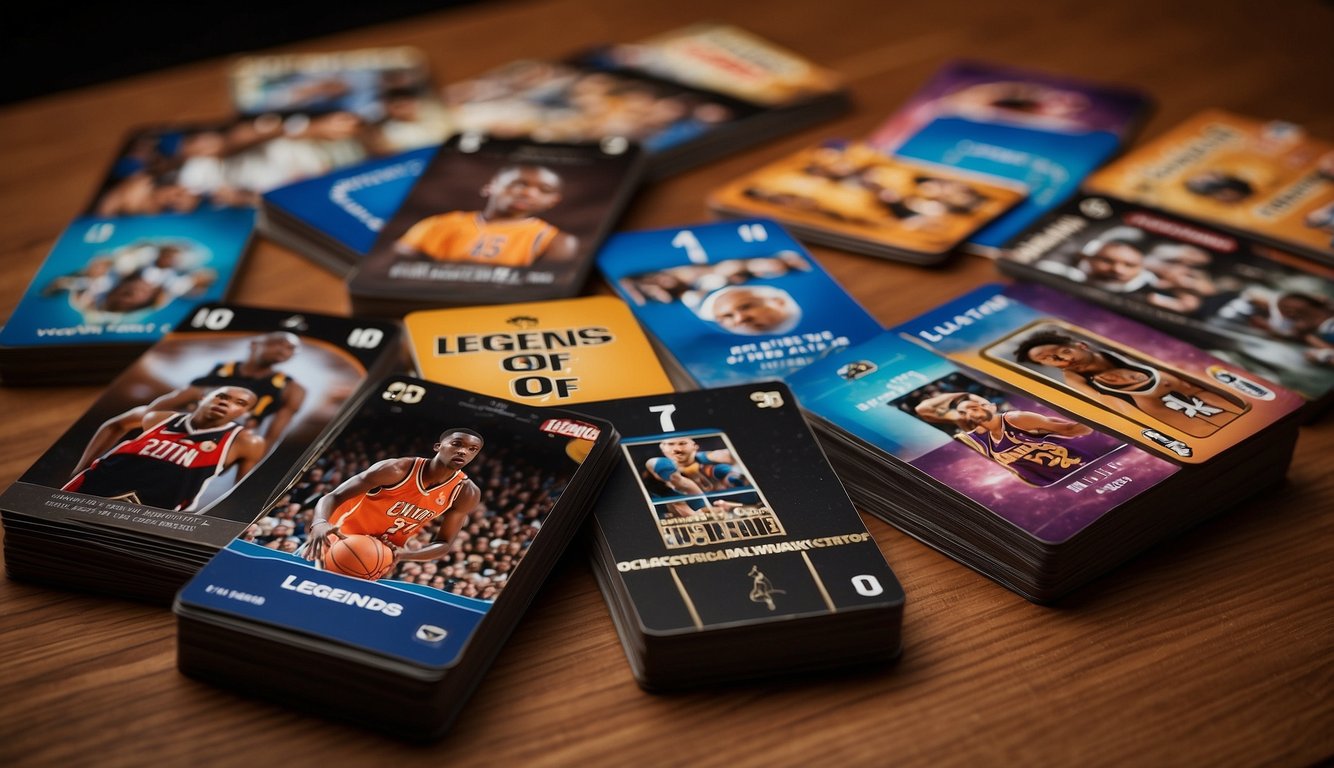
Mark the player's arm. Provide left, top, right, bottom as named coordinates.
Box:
left=1005, top=411, right=1092, bottom=437
left=914, top=392, right=960, bottom=424
left=393, top=216, right=441, bottom=260
left=70, top=405, right=153, bottom=477
left=224, top=430, right=268, bottom=481
left=395, top=482, right=481, bottom=563
left=305, top=458, right=413, bottom=562
left=536, top=231, right=580, bottom=265
left=262, top=379, right=306, bottom=442
left=646, top=457, right=705, bottom=496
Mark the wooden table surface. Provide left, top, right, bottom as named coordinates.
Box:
left=2, top=1, right=1331, bottom=765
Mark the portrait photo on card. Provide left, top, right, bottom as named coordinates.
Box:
left=982, top=320, right=1249, bottom=439
left=23, top=330, right=367, bottom=519
left=358, top=135, right=640, bottom=297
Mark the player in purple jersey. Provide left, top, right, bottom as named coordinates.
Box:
left=916, top=392, right=1107, bottom=487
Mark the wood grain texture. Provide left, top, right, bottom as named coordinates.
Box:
left=1, top=1, right=1331, bottom=765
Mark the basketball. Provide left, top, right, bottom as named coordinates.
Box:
left=323, top=535, right=394, bottom=581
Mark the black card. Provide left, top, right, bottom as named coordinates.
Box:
left=348, top=134, right=645, bottom=313
left=578, top=383, right=903, bottom=634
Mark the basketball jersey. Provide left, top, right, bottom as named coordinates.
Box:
left=397, top=211, right=557, bottom=267
left=331, top=458, right=470, bottom=547
left=955, top=413, right=1090, bottom=487
left=191, top=361, right=289, bottom=420
left=64, top=413, right=243, bottom=510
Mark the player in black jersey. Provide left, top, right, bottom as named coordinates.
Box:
left=152, top=331, right=306, bottom=440
left=65, top=386, right=267, bottom=511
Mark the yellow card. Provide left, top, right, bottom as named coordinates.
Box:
left=1085, top=109, right=1334, bottom=262
left=405, top=296, right=673, bottom=405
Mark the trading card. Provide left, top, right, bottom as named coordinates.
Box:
left=1001, top=194, right=1334, bottom=400
left=708, top=140, right=1026, bottom=262
left=262, top=146, right=437, bottom=258
left=598, top=219, right=883, bottom=387
left=0, top=210, right=254, bottom=352
left=787, top=333, right=1180, bottom=542
left=580, top=384, right=903, bottom=633
left=176, top=376, right=615, bottom=669
left=867, top=60, right=1151, bottom=254
left=442, top=59, right=761, bottom=155
left=581, top=23, right=844, bottom=107
left=1084, top=110, right=1334, bottom=262
left=230, top=47, right=451, bottom=152
left=891, top=284, right=1305, bottom=462
left=1, top=305, right=401, bottom=546
left=350, top=134, right=644, bottom=309
left=404, top=296, right=673, bottom=405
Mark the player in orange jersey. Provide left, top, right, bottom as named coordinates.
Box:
left=393, top=165, right=580, bottom=267
left=303, top=428, right=484, bottom=566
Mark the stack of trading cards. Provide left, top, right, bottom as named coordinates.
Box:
left=175, top=377, right=619, bottom=739
left=1084, top=109, right=1334, bottom=265
left=576, top=384, right=904, bottom=689
left=404, top=295, right=673, bottom=405
left=708, top=140, right=1027, bottom=264
left=260, top=146, right=437, bottom=275
left=0, top=126, right=258, bottom=384
left=229, top=46, right=451, bottom=154
left=348, top=134, right=645, bottom=316
left=0, top=305, right=401, bottom=603
left=598, top=219, right=884, bottom=387
left=868, top=60, right=1152, bottom=256
left=786, top=283, right=1305, bottom=601
left=999, top=193, right=1334, bottom=409
left=444, top=23, right=851, bottom=179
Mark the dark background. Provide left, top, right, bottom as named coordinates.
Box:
left=4, top=1, right=478, bottom=105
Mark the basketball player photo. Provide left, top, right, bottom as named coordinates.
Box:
left=349, top=134, right=644, bottom=314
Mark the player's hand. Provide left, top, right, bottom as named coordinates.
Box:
left=304, top=522, right=345, bottom=562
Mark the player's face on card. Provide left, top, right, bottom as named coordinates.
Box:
left=254, top=333, right=299, bottom=364
left=102, top=276, right=160, bottom=312
left=956, top=397, right=996, bottom=426
left=1084, top=243, right=1145, bottom=283
left=1026, top=340, right=1093, bottom=369
left=436, top=432, right=484, bottom=468
left=712, top=289, right=794, bottom=334
left=200, top=387, right=257, bottom=422
left=659, top=437, right=698, bottom=463
left=487, top=167, right=563, bottom=216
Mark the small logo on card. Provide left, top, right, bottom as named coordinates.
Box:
left=540, top=418, right=601, bottom=441
left=1208, top=366, right=1275, bottom=400
left=415, top=625, right=448, bottom=644
left=1142, top=430, right=1193, bottom=458
left=837, top=360, right=876, bottom=380
left=746, top=566, right=784, bottom=611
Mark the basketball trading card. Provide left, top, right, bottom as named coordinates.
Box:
left=867, top=60, right=1151, bottom=255
left=891, top=284, right=1305, bottom=463
left=229, top=47, right=451, bottom=152
left=581, top=23, right=844, bottom=107
left=708, top=141, right=1026, bottom=264
left=1, top=304, right=401, bottom=563
left=349, top=134, right=644, bottom=314
left=1000, top=194, right=1334, bottom=402
left=175, top=377, right=618, bottom=736
left=443, top=59, right=761, bottom=156
left=261, top=146, right=437, bottom=273
left=598, top=219, right=883, bottom=387
left=1084, top=110, right=1334, bottom=263
left=404, top=296, right=672, bottom=405
left=578, top=384, right=903, bottom=687
left=787, top=333, right=1179, bottom=541
left=0, top=210, right=254, bottom=366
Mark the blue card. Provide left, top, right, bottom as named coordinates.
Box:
left=262, top=146, right=437, bottom=258
left=0, top=209, right=255, bottom=348
left=598, top=219, right=883, bottom=387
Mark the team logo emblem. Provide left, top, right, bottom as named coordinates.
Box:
left=506, top=315, right=539, bottom=329
left=199, top=441, right=219, bottom=453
